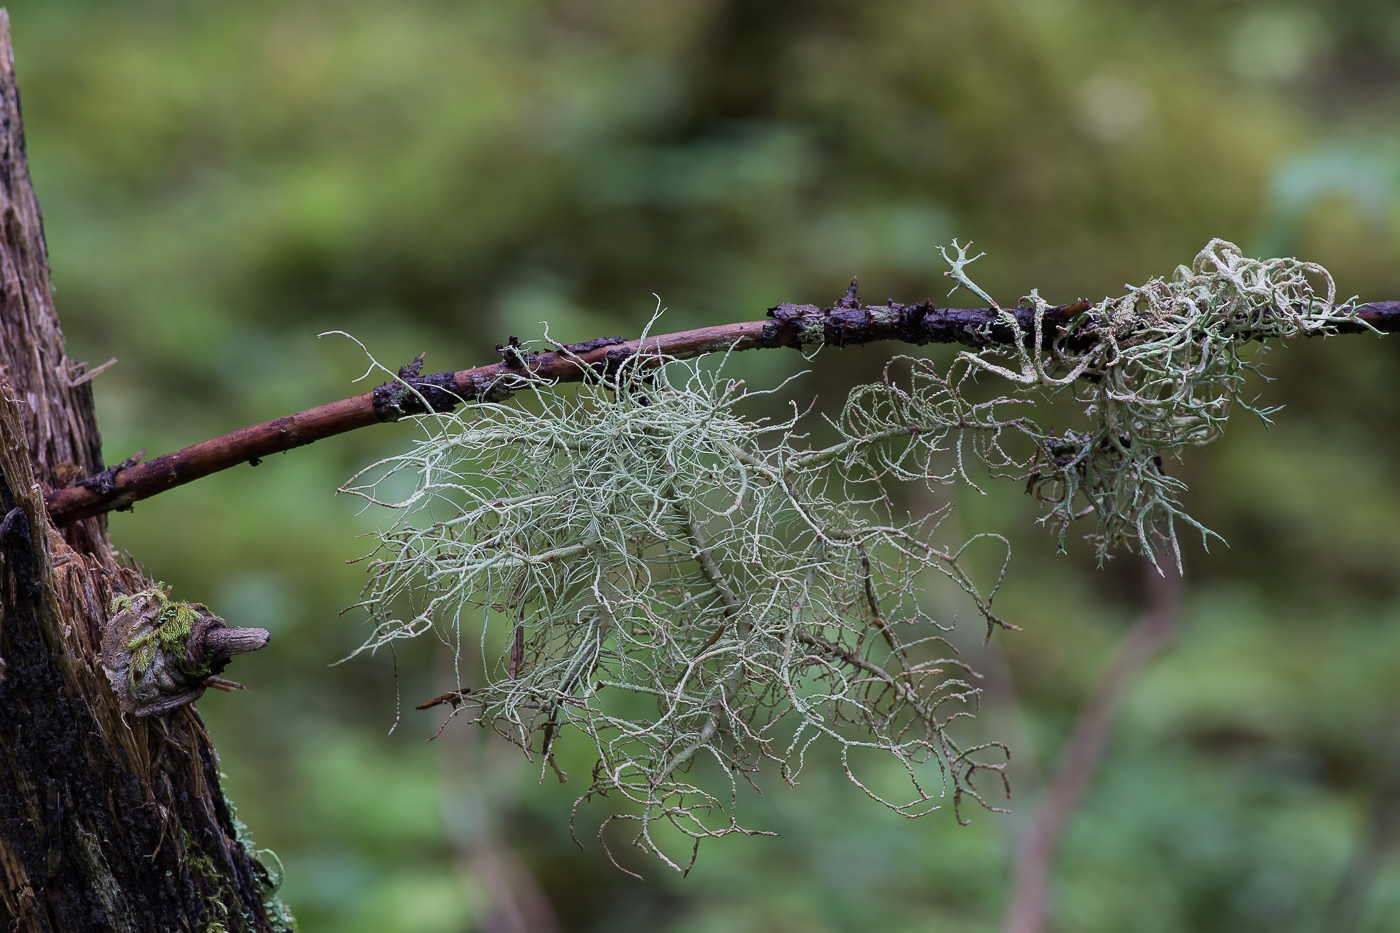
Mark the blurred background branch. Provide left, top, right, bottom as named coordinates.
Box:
left=1322, top=715, right=1400, bottom=933
left=1004, top=558, right=1183, bottom=933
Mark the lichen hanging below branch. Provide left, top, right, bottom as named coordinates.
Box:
left=338, top=239, right=1371, bottom=870
left=946, top=238, right=1370, bottom=563
left=342, top=333, right=1021, bottom=872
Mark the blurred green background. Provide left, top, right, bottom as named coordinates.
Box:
left=8, top=0, right=1400, bottom=930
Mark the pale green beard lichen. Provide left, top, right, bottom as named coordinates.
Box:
left=341, top=240, right=1369, bottom=871
left=948, top=238, right=1367, bottom=562
left=345, top=346, right=1014, bottom=872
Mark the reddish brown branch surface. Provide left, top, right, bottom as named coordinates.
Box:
left=43, top=294, right=1400, bottom=526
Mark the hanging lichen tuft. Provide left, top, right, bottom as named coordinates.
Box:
left=339, top=240, right=1371, bottom=870
left=946, top=238, right=1368, bottom=562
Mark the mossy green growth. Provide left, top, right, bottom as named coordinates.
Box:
left=180, top=820, right=297, bottom=933
left=180, top=830, right=239, bottom=933
left=229, top=795, right=298, bottom=932
left=112, top=586, right=206, bottom=687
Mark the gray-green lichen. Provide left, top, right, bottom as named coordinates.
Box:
left=865, top=304, right=898, bottom=326
left=338, top=239, right=1369, bottom=870
left=943, top=237, right=1370, bottom=563
left=343, top=316, right=1013, bottom=872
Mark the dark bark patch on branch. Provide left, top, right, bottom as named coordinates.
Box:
left=496, top=336, right=538, bottom=369
left=763, top=301, right=824, bottom=344
left=911, top=302, right=1078, bottom=350
left=836, top=277, right=861, bottom=309
left=766, top=288, right=1089, bottom=353
left=556, top=335, right=625, bottom=355
left=466, top=369, right=516, bottom=403
left=765, top=279, right=1093, bottom=352
left=372, top=355, right=463, bottom=421
left=598, top=345, right=636, bottom=379
left=77, top=448, right=146, bottom=496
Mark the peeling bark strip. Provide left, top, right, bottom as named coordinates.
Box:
left=42, top=279, right=1400, bottom=526
left=0, top=15, right=280, bottom=931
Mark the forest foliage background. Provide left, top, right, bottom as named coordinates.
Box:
left=7, top=1, right=1400, bottom=930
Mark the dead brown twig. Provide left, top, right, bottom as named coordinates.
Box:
left=42, top=295, right=1399, bottom=527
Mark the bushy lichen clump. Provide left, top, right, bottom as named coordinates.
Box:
left=952, top=238, right=1368, bottom=562
left=342, top=240, right=1367, bottom=869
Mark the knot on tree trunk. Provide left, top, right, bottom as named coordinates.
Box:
left=100, top=584, right=270, bottom=716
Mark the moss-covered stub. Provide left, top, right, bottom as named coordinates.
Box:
left=101, top=584, right=270, bottom=716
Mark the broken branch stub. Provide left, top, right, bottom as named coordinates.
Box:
left=100, top=585, right=270, bottom=716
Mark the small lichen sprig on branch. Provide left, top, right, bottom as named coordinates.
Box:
left=943, top=238, right=1374, bottom=564
left=341, top=336, right=1016, bottom=872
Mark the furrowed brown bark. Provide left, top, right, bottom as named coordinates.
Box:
left=0, top=13, right=279, bottom=932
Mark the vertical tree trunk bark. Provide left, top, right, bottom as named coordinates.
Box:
left=0, top=13, right=284, bottom=932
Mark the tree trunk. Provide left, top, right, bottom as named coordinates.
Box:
left=0, top=13, right=284, bottom=932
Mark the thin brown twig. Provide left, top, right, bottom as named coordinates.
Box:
left=416, top=688, right=472, bottom=711
left=1002, top=557, right=1183, bottom=933
left=42, top=293, right=1399, bottom=526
